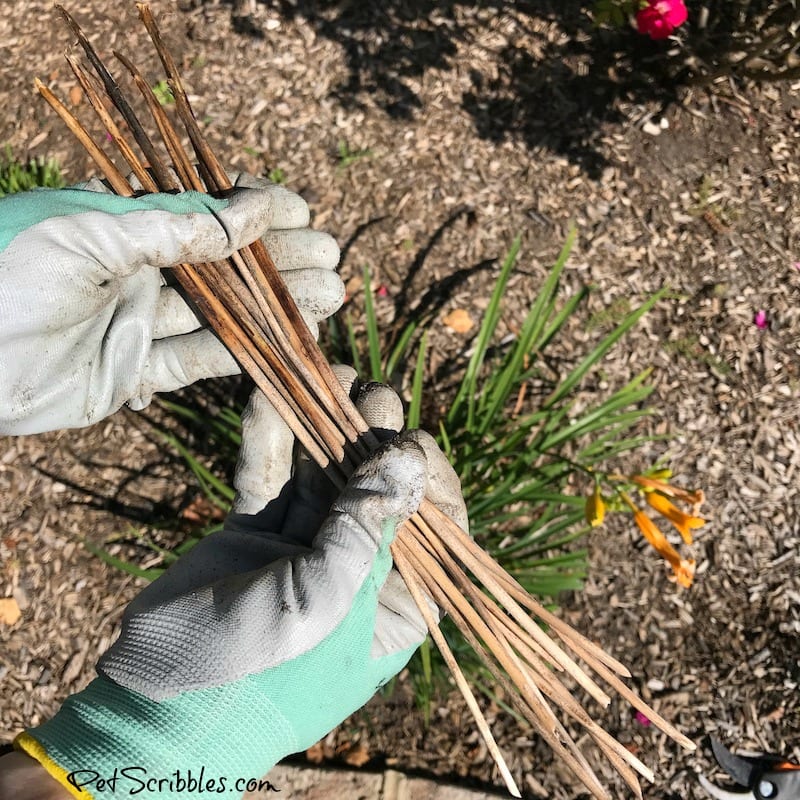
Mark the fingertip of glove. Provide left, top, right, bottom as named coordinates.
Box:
left=356, top=382, right=404, bottom=439
left=228, top=183, right=310, bottom=229
left=331, top=364, right=359, bottom=397
left=385, top=434, right=428, bottom=520
left=390, top=431, right=428, bottom=461
left=402, top=428, right=437, bottom=452
left=312, top=231, right=341, bottom=271
left=280, top=267, right=345, bottom=321
left=230, top=172, right=271, bottom=190
left=271, top=229, right=339, bottom=271
left=79, top=175, right=113, bottom=194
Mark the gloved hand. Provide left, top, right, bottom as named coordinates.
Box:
left=15, top=368, right=468, bottom=800
left=0, top=179, right=342, bottom=435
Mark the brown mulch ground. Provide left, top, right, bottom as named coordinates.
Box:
left=1, top=2, right=798, bottom=799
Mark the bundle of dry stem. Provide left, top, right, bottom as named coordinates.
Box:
left=37, top=6, right=695, bottom=798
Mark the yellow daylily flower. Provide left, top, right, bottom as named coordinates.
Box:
left=585, top=484, right=606, bottom=528
left=645, top=491, right=706, bottom=545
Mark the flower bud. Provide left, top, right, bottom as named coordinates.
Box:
left=585, top=485, right=605, bottom=528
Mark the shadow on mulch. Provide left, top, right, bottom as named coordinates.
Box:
left=29, top=378, right=248, bottom=538
left=202, top=0, right=774, bottom=178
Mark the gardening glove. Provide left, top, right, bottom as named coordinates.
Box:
left=0, top=181, right=342, bottom=435
left=15, top=368, right=468, bottom=800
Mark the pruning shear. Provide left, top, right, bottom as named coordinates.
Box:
left=699, top=737, right=800, bottom=800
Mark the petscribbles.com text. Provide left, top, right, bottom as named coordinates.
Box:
left=66, top=766, right=280, bottom=795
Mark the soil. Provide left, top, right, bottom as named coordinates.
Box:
left=1, top=2, right=798, bottom=799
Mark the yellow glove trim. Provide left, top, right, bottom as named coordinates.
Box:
left=14, top=731, right=94, bottom=800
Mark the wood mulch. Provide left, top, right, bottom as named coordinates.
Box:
left=1, top=2, right=798, bottom=798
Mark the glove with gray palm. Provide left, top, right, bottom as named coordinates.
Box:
left=16, top=369, right=468, bottom=800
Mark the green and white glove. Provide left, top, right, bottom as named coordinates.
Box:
left=0, top=179, right=342, bottom=434
left=16, top=368, right=468, bottom=800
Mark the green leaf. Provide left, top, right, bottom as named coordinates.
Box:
left=542, top=290, right=665, bottom=409
left=438, top=418, right=452, bottom=458
left=448, top=236, right=522, bottom=429
left=491, top=510, right=588, bottom=555
left=362, top=266, right=384, bottom=381
left=407, top=331, right=428, bottom=429
left=80, top=537, right=164, bottom=581
left=158, top=430, right=234, bottom=508
left=533, top=285, right=590, bottom=360
left=478, top=229, right=576, bottom=435
left=385, top=320, right=419, bottom=380
left=157, top=398, right=242, bottom=448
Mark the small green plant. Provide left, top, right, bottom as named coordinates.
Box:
left=663, top=333, right=731, bottom=376
left=242, top=147, right=286, bottom=184
left=336, top=139, right=373, bottom=170
left=343, top=233, right=663, bottom=596
left=0, top=147, right=64, bottom=196
left=585, top=295, right=632, bottom=332
left=687, top=174, right=736, bottom=232
left=151, top=79, right=174, bottom=106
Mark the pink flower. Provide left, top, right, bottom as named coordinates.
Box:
left=754, top=310, right=768, bottom=330
left=635, top=710, right=652, bottom=727
left=376, top=284, right=389, bottom=298
left=636, top=0, right=688, bottom=40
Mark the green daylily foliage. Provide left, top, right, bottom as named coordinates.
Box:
left=88, top=231, right=662, bottom=721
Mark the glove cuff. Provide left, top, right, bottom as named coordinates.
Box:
left=15, top=677, right=177, bottom=800
left=14, top=676, right=292, bottom=800
left=14, top=731, right=85, bottom=799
